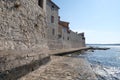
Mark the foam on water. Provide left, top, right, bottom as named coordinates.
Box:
left=82, top=44, right=120, bottom=80
left=91, top=64, right=120, bottom=80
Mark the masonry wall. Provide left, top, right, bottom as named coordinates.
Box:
left=45, top=0, right=63, bottom=50
left=60, top=25, right=71, bottom=49
left=69, top=31, right=85, bottom=48
left=0, top=0, right=48, bottom=51
left=61, top=29, right=85, bottom=49
left=46, top=0, right=59, bottom=40
left=58, top=22, right=85, bottom=49
left=0, top=0, right=86, bottom=79
left=0, top=0, right=50, bottom=79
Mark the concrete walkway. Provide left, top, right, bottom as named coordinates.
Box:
left=19, top=56, right=97, bottom=80
left=49, top=47, right=90, bottom=55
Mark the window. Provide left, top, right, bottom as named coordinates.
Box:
left=51, top=16, right=54, bottom=23
left=63, top=27, right=67, bottom=32
left=51, top=5, right=55, bottom=10
left=63, top=37, right=64, bottom=40
left=52, top=28, right=55, bottom=35
left=58, top=34, right=62, bottom=39
left=82, top=37, right=85, bottom=40
left=67, top=37, right=69, bottom=40
left=38, top=0, right=43, bottom=8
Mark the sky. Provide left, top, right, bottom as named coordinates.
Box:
left=52, top=0, right=120, bottom=44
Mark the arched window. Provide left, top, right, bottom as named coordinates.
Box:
left=38, top=0, right=43, bottom=8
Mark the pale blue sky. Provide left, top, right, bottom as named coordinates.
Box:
left=53, top=0, right=120, bottom=44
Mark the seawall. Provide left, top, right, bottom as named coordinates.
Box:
left=0, top=0, right=49, bottom=79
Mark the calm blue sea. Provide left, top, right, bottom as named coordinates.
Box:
left=80, top=44, right=120, bottom=80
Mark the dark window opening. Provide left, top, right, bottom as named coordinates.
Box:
left=63, top=37, right=64, bottom=40
left=51, top=5, right=55, bottom=10
left=52, top=28, right=55, bottom=35
left=58, top=34, right=62, bottom=39
left=82, top=37, right=85, bottom=40
left=38, top=0, right=43, bottom=8
left=51, top=16, right=54, bottom=23
left=67, top=37, right=69, bottom=40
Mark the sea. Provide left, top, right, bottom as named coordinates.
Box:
left=79, top=44, right=120, bottom=80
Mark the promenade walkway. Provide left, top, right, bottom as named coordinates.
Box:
left=19, top=56, right=97, bottom=80
left=49, top=47, right=91, bottom=56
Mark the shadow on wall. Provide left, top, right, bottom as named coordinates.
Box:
left=0, top=56, right=50, bottom=80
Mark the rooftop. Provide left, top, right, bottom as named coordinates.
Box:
left=59, top=21, right=69, bottom=28
left=49, top=0, right=60, bottom=9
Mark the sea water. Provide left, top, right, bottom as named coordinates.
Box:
left=79, top=44, right=120, bottom=80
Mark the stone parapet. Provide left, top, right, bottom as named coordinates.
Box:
left=0, top=49, right=50, bottom=80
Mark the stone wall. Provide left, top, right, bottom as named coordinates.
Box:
left=57, top=21, right=85, bottom=50
left=0, top=50, right=50, bottom=80
left=0, top=0, right=48, bottom=51
left=45, top=0, right=85, bottom=50
left=0, top=0, right=86, bottom=79
left=69, top=31, right=85, bottom=48
left=46, top=0, right=59, bottom=40
left=0, top=0, right=50, bottom=79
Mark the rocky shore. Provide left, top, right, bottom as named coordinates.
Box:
left=19, top=56, right=97, bottom=80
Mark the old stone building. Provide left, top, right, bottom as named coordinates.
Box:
left=69, top=31, right=85, bottom=48
left=58, top=21, right=70, bottom=41
left=58, top=21, right=71, bottom=49
left=46, top=0, right=85, bottom=50
left=46, top=0, right=59, bottom=40
left=0, top=0, right=86, bottom=79
left=58, top=20, right=85, bottom=49
left=45, top=0, right=62, bottom=50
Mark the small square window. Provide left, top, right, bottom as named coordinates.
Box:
left=67, top=37, right=69, bottom=40
left=51, top=5, right=55, bottom=10
left=38, top=0, right=43, bottom=8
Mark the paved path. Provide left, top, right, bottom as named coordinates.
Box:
left=49, top=47, right=90, bottom=55
left=19, top=56, right=97, bottom=80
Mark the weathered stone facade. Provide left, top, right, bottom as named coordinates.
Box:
left=46, top=0, right=85, bottom=50
left=58, top=20, right=85, bottom=49
left=0, top=0, right=48, bottom=50
left=0, top=0, right=86, bottom=79
left=69, top=31, right=85, bottom=48
left=0, top=0, right=50, bottom=79
left=45, top=0, right=62, bottom=50
left=46, top=0, right=59, bottom=40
